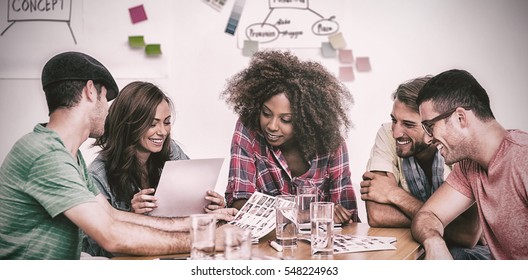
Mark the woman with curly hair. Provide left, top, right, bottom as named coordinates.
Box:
left=222, top=50, right=360, bottom=223
left=83, top=81, right=226, bottom=257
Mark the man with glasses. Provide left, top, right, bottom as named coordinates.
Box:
left=360, top=77, right=489, bottom=259
left=411, top=69, right=528, bottom=259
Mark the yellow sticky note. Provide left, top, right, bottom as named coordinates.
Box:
left=145, top=44, right=162, bottom=56
left=128, top=36, right=145, bottom=48
left=329, top=32, right=346, bottom=49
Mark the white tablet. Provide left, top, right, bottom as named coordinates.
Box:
left=149, top=158, right=225, bottom=217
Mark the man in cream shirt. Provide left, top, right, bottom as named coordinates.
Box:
left=360, top=76, right=489, bottom=259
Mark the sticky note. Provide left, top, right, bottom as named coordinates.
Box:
left=242, top=40, right=258, bottom=57
left=339, top=49, right=354, bottom=64
left=128, top=36, right=145, bottom=48
left=329, top=32, right=346, bottom=49
left=145, top=44, right=162, bottom=56
left=339, top=66, right=355, bottom=82
left=321, top=42, right=336, bottom=58
left=129, top=5, right=148, bottom=24
left=356, top=57, right=372, bottom=72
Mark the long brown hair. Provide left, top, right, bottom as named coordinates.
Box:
left=94, top=81, right=173, bottom=204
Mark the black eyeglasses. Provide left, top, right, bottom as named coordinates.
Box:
left=421, top=106, right=472, bottom=137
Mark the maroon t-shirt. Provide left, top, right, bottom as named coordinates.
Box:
left=447, top=130, right=528, bottom=259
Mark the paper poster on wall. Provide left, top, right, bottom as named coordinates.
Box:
left=202, top=0, right=228, bottom=12
left=1, top=0, right=76, bottom=43
left=0, top=0, right=169, bottom=79
left=225, top=0, right=246, bottom=35
left=236, top=0, right=345, bottom=49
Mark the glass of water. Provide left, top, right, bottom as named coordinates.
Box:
left=190, top=214, right=216, bottom=260
left=224, top=227, right=252, bottom=260
left=275, top=195, right=297, bottom=247
left=296, top=183, right=317, bottom=233
left=310, top=202, right=334, bottom=255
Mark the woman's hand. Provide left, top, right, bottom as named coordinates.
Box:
left=209, top=207, right=239, bottom=223
left=204, top=190, right=226, bottom=212
left=131, top=188, right=157, bottom=214
left=333, top=203, right=352, bottom=225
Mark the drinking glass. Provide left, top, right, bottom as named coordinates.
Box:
left=310, top=202, right=334, bottom=255
left=296, top=183, right=317, bottom=233
left=190, top=214, right=216, bottom=260
left=275, top=194, right=297, bottom=247
left=224, top=227, right=252, bottom=260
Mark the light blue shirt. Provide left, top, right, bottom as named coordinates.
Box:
left=82, top=139, right=189, bottom=257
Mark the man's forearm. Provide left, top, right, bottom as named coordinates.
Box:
left=362, top=171, right=423, bottom=226
left=411, top=210, right=452, bottom=259
left=112, top=209, right=190, bottom=232
left=411, top=210, right=445, bottom=243
left=444, top=203, right=481, bottom=248
left=365, top=187, right=423, bottom=227
left=102, top=220, right=191, bottom=255
left=365, top=201, right=411, bottom=227
left=388, top=187, right=424, bottom=218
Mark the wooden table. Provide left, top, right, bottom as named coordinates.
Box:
left=112, top=223, right=423, bottom=260
left=252, top=223, right=423, bottom=260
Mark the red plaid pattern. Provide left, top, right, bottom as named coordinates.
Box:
left=225, top=119, right=360, bottom=222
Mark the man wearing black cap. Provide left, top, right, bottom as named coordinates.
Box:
left=0, top=51, right=236, bottom=259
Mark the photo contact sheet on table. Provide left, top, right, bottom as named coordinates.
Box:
left=333, top=234, right=396, bottom=254
left=228, top=192, right=397, bottom=253
left=228, top=192, right=279, bottom=243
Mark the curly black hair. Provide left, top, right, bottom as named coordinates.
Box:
left=221, top=50, right=353, bottom=160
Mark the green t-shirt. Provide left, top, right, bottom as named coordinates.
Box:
left=0, top=124, right=100, bottom=259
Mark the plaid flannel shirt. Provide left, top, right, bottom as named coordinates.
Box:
left=225, top=119, right=360, bottom=222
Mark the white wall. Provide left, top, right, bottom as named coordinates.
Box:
left=1, top=0, right=527, bottom=223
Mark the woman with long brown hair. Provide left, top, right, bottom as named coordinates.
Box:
left=83, top=81, right=225, bottom=257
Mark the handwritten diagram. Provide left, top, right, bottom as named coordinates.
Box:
left=1, top=0, right=77, bottom=44
left=237, top=0, right=344, bottom=49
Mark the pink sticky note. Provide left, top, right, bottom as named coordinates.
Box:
left=339, top=49, right=354, bottom=64
left=339, top=66, right=355, bottom=82
left=356, top=57, right=372, bottom=72
left=129, top=5, right=148, bottom=24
